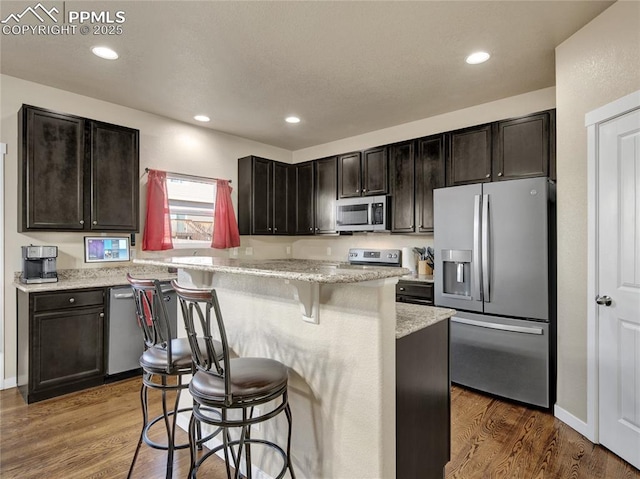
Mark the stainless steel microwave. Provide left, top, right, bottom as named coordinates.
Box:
left=335, top=195, right=390, bottom=232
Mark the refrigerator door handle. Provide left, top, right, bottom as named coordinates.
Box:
left=473, top=194, right=482, bottom=301
left=482, top=194, right=491, bottom=302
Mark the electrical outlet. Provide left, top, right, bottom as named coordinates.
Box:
left=286, top=246, right=291, bottom=255
left=230, top=247, right=238, bottom=256
left=245, top=247, right=253, bottom=256
left=326, top=247, right=332, bottom=256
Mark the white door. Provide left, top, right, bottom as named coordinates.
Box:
left=597, top=106, right=640, bottom=470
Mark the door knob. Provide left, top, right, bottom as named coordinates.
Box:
left=595, top=295, right=612, bottom=306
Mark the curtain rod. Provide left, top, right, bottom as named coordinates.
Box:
left=144, top=167, right=231, bottom=184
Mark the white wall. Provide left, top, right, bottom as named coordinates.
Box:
left=0, top=74, right=291, bottom=383
left=555, top=1, right=640, bottom=422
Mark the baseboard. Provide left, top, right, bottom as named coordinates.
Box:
left=554, top=404, right=594, bottom=442
left=1, top=376, right=17, bottom=390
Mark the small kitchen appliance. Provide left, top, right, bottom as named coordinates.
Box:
left=336, top=195, right=390, bottom=232
left=20, top=245, right=58, bottom=284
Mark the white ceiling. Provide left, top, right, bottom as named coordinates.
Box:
left=0, top=0, right=614, bottom=150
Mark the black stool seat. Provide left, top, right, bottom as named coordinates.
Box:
left=190, top=357, right=288, bottom=403
left=140, top=337, right=210, bottom=372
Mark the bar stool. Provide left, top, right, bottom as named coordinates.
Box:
left=126, top=274, right=219, bottom=479
left=172, top=280, right=296, bottom=479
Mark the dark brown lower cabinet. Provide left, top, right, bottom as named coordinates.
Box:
left=396, top=318, right=450, bottom=479
left=17, top=288, right=106, bottom=403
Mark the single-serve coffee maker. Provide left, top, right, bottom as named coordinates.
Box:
left=21, top=245, right=58, bottom=284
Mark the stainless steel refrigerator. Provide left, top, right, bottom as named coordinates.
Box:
left=434, top=177, right=555, bottom=408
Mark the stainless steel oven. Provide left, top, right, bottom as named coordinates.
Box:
left=396, top=280, right=434, bottom=306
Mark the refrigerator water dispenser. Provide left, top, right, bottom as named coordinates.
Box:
left=441, top=249, right=472, bottom=298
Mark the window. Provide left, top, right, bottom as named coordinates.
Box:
left=166, top=176, right=216, bottom=245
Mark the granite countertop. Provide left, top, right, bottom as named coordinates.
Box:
left=396, top=303, right=455, bottom=338
left=13, top=265, right=177, bottom=293
left=399, top=273, right=434, bottom=283
left=134, top=257, right=410, bottom=284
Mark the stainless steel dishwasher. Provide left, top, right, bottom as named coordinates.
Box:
left=107, top=282, right=178, bottom=376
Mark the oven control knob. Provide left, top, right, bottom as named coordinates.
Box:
left=392, top=253, right=398, bottom=258
left=387, top=254, right=392, bottom=258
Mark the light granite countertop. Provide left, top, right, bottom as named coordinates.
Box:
left=395, top=303, right=455, bottom=339
left=13, top=265, right=177, bottom=293
left=399, top=273, right=434, bottom=283
left=134, top=256, right=410, bottom=284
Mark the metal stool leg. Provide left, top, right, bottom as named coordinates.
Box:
left=127, top=381, right=148, bottom=479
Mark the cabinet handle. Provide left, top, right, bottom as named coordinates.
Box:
left=274, top=227, right=278, bottom=232
left=363, top=188, right=367, bottom=193
left=309, top=227, right=313, bottom=231
left=498, top=172, right=503, bottom=177
left=268, top=227, right=272, bottom=231
left=92, top=220, right=98, bottom=225
left=79, top=220, right=84, bottom=225
left=315, top=227, right=319, bottom=231
left=99, top=312, right=104, bottom=318
left=356, top=189, right=360, bottom=193
left=69, top=298, right=75, bottom=303
left=485, top=174, right=491, bottom=178
left=399, top=287, right=406, bottom=291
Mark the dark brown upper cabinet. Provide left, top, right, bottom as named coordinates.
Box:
left=445, top=124, right=492, bottom=187
left=416, top=135, right=445, bottom=233
left=338, top=147, right=388, bottom=198
left=238, top=156, right=292, bottom=235
left=446, top=110, right=555, bottom=186
left=294, top=161, right=315, bottom=235
left=493, top=110, right=554, bottom=181
left=90, top=121, right=139, bottom=231
left=389, top=140, right=416, bottom=233
left=18, top=105, right=139, bottom=232
left=338, top=152, right=361, bottom=198
left=314, top=156, right=338, bottom=234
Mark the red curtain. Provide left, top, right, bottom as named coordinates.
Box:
left=212, top=180, right=241, bottom=249
left=142, top=169, right=174, bottom=251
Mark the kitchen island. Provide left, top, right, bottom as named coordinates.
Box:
left=134, top=256, right=454, bottom=479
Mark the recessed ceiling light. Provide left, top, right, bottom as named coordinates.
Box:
left=194, top=115, right=210, bottom=122
left=466, top=51, right=490, bottom=65
left=91, top=46, right=118, bottom=60
left=285, top=116, right=301, bottom=124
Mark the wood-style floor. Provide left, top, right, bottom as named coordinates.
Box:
left=1, top=378, right=638, bottom=479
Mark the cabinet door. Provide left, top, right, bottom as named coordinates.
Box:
left=338, top=152, right=362, bottom=198
left=389, top=141, right=415, bottom=233
left=251, top=157, right=273, bottom=235
left=446, top=124, right=492, bottom=186
left=494, top=111, right=551, bottom=181
left=315, top=157, right=337, bottom=234
left=272, top=162, right=291, bottom=235
left=362, top=146, right=388, bottom=196
left=90, top=122, right=139, bottom=231
left=294, top=162, right=315, bottom=235
left=416, top=135, right=445, bottom=233
left=31, top=306, right=105, bottom=394
left=19, top=106, right=85, bottom=231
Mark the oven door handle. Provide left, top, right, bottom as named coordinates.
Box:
left=452, top=317, right=544, bottom=335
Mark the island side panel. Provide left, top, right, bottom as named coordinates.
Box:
left=396, top=318, right=451, bottom=478
left=177, top=270, right=397, bottom=479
